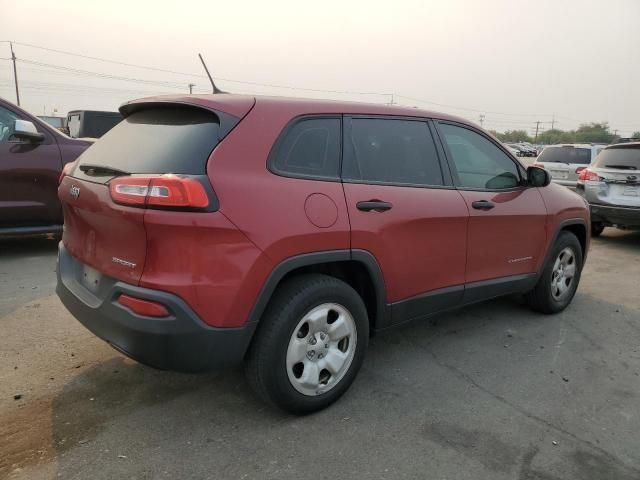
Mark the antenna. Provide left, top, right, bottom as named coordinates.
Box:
left=198, top=53, right=226, bottom=94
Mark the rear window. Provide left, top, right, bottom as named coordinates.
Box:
left=593, top=147, right=640, bottom=170
left=269, top=117, right=341, bottom=180
left=75, top=107, right=220, bottom=174
left=538, top=146, right=591, bottom=164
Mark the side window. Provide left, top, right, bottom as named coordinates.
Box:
left=343, top=118, right=444, bottom=186
left=0, top=106, right=19, bottom=143
left=439, top=123, right=521, bottom=190
left=269, top=117, right=340, bottom=180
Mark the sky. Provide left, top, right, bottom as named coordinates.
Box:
left=1, top=0, right=639, bottom=136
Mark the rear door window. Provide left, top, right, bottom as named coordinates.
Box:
left=342, top=118, right=444, bottom=186
left=538, top=146, right=592, bottom=164
left=75, top=107, right=221, bottom=175
left=269, top=117, right=341, bottom=180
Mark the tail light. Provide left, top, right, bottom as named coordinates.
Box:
left=575, top=166, right=587, bottom=174
left=577, top=169, right=601, bottom=182
left=533, top=163, right=544, bottom=168
left=59, top=162, right=75, bottom=184
left=117, top=294, right=170, bottom=317
left=109, top=175, right=209, bottom=209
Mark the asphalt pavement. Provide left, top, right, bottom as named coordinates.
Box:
left=1, top=230, right=639, bottom=480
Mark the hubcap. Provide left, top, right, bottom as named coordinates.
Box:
left=550, top=247, right=577, bottom=301
left=286, top=303, right=357, bottom=396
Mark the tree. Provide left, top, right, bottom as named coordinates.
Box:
left=573, top=122, right=613, bottom=143
left=632, top=131, right=640, bottom=139
left=494, top=130, right=532, bottom=143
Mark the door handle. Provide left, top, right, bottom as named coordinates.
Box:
left=356, top=200, right=393, bottom=212
left=471, top=200, right=495, bottom=210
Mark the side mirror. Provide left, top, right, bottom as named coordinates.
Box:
left=13, top=119, right=45, bottom=142
left=527, top=166, right=551, bottom=187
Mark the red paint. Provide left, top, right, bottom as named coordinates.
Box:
left=344, top=183, right=468, bottom=301
left=457, top=188, right=547, bottom=283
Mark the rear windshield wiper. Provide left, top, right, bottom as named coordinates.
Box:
left=79, top=164, right=131, bottom=177
left=602, top=165, right=637, bottom=170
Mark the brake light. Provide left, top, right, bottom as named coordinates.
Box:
left=117, top=294, right=170, bottom=317
left=59, top=162, right=75, bottom=184
left=575, top=166, right=587, bottom=174
left=577, top=169, right=600, bottom=182
left=109, top=175, right=209, bottom=209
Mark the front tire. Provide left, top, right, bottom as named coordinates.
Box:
left=245, top=274, right=369, bottom=414
left=525, top=231, right=583, bottom=314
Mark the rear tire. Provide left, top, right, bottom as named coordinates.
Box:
left=245, top=274, right=369, bottom=414
left=591, top=222, right=605, bottom=237
left=525, top=231, right=583, bottom=314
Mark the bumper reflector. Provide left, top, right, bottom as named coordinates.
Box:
left=117, top=294, right=170, bottom=318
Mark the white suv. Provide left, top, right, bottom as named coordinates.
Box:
left=535, top=144, right=605, bottom=189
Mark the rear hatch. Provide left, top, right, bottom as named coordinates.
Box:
left=59, top=102, right=246, bottom=284
left=589, top=145, right=640, bottom=207
left=537, top=145, right=592, bottom=182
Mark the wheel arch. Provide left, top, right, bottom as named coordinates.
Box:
left=246, top=250, right=388, bottom=335
left=540, top=218, right=588, bottom=278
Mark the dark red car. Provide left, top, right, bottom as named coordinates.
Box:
left=0, top=97, right=91, bottom=236
left=56, top=95, right=590, bottom=413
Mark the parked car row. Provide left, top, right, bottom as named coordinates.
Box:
left=505, top=142, right=538, bottom=157
left=533, top=142, right=639, bottom=235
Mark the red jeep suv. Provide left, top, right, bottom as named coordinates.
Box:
left=57, top=95, right=589, bottom=413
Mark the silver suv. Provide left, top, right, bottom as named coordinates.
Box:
left=536, top=144, right=605, bottom=189
left=576, top=143, right=640, bottom=236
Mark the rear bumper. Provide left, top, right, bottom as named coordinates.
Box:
left=590, top=204, right=640, bottom=228
left=56, top=244, right=256, bottom=372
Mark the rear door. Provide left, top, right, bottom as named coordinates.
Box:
left=60, top=106, right=230, bottom=284
left=0, top=103, right=63, bottom=228
left=435, top=122, right=547, bottom=294
left=342, top=117, right=469, bottom=326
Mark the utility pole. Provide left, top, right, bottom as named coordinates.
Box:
left=188, top=83, right=195, bottom=94
left=534, top=121, right=540, bottom=142
left=551, top=114, right=555, bottom=130
left=388, top=93, right=395, bottom=105
left=9, top=42, right=20, bottom=106
left=479, top=114, right=485, bottom=127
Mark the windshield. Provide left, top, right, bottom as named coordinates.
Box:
left=537, top=146, right=591, bottom=164
left=593, top=147, right=640, bottom=170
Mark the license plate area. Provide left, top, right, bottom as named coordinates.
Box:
left=81, top=264, right=102, bottom=293
left=550, top=170, right=568, bottom=179
left=622, top=185, right=639, bottom=196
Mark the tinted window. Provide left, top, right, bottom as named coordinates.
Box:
left=270, top=117, right=340, bottom=179
left=75, top=107, right=220, bottom=174
left=593, top=146, right=640, bottom=170
left=538, top=146, right=592, bottom=164
left=0, top=106, right=19, bottom=143
left=343, top=119, right=443, bottom=186
left=439, top=123, right=521, bottom=190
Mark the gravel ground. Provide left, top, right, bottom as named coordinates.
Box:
left=1, top=229, right=639, bottom=480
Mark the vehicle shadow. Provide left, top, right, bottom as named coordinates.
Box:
left=594, top=228, right=640, bottom=251
left=47, top=290, right=640, bottom=479
left=0, top=235, right=59, bottom=259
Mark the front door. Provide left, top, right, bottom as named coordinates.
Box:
left=0, top=104, right=62, bottom=228
left=436, top=122, right=547, bottom=298
left=342, top=117, right=469, bottom=326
